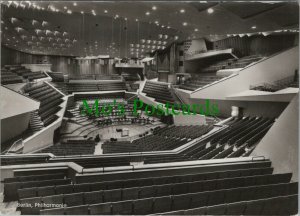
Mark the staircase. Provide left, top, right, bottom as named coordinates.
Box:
left=29, top=111, right=44, bottom=132
left=170, top=85, right=184, bottom=104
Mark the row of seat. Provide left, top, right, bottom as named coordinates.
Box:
left=201, top=55, right=262, bottom=73
left=1, top=116, right=274, bottom=168
left=67, top=82, right=127, bottom=93
left=251, top=73, right=299, bottom=92
left=153, top=125, right=213, bottom=139
left=74, top=92, right=126, bottom=101
left=4, top=65, right=47, bottom=81
left=142, top=81, right=177, bottom=105
left=162, top=194, right=297, bottom=215
left=102, top=125, right=212, bottom=153
left=1, top=70, right=23, bottom=84
left=7, top=159, right=271, bottom=201
left=179, top=116, right=274, bottom=161
left=12, top=162, right=297, bottom=215
left=69, top=74, right=121, bottom=80
left=179, top=73, right=227, bottom=91
left=178, top=55, right=263, bottom=91
left=24, top=83, right=64, bottom=127
left=37, top=143, right=96, bottom=156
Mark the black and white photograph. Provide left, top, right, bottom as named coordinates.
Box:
left=0, top=1, right=299, bottom=215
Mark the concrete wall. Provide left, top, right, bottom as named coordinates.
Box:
left=190, top=98, right=289, bottom=118
left=252, top=94, right=299, bottom=181
left=175, top=88, right=289, bottom=118
left=1, top=113, right=30, bottom=144
left=23, top=97, right=68, bottom=153
left=173, top=114, right=206, bottom=126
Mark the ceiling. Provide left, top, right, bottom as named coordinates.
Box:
left=1, top=1, right=299, bottom=58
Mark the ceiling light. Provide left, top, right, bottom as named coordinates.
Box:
left=194, top=28, right=199, bottom=32
left=124, top=17, right=127, bottom=20
left=104, top=10, right=108, bottom=13
left=167, top=26, right=171, bottom=29
left=115, top=14, right=119, bottom=18
left=182, top=22, right=188, bottom=26
left=81, top=11, right=84, bottom=14
left=64, top=6, right=67, bottom=10
left=67, top=10, right=72, bottom=14
left=180, top=9, right=185, bottom=13
left=207, top=8, right=214, bottom=14
left=73, top=2, right=77, bottom=6
left=152, top=6, right=157, bottom=10
left=136, top=19, right=139, bottom=22
left=251, top=26, right=257, bottom=29
left=145, top=11, right=150, bottom=15
left=155, top=21, right=159, bottom=24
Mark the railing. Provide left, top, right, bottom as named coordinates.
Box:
left=5, top=139, right=23, bottom=154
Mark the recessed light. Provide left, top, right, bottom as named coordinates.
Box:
left=207, top=8, right=214, bottom=14
left=73, top=2, right=77, bottom=6
left=155, top=21, right=159, bottom=24
left=167, top=26, right=171, bottom=29
left=64, top=6, right=67, bottom=10
left=182, top=22, right=188, bottom=26
left=115, top=14, right=119, bottom=18
left=180, top=9, right=185, bottom=13
left=136, top=19, right=139, bottom=22
left=152, top=6, right=157, bottom=10
left=104, top=10, right=108, bottom=13
left=145, top=11, right=150, bottom=16
left=194, top=28, right=199, bottom=32
left=67, top=10, right=72, bottom=14
left=251, top=26, right=256, bottom=29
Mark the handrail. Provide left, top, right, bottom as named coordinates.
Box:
left=4, top=139, right=23, bottom=154
left=0, top=156, right=268, bottom=176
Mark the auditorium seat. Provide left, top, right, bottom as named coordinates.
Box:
left=4, top=65, right=47, bottom=81
left=142, top=81, right=179, bottom=105
left=20, top=171, right=297, bottom=215
left=67, top=81, right=127, bottom=93
left=1, top=69, right=23, bottom=84
left=4, top=178, right=71, bottom=201
left=37, top=141, right=96, bottom=156
left=179, top=55, right=264, bottom=91
left=179, top=73, right=227, bottom=91
left=102, top=125, right=213, bottom=153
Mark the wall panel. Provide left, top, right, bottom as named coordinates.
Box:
left=1, top=46, right=117, bottom=77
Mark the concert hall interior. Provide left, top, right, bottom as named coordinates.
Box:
left=0, top=1, right=299, bottom=215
